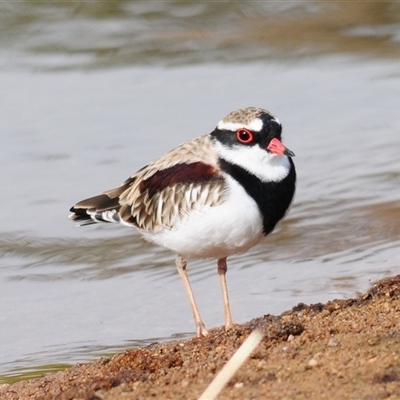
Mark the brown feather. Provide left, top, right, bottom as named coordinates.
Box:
left=70, top=134, right=227, bottom=231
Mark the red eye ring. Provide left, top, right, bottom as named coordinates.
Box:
left=236, top=128, right=254, bottom=144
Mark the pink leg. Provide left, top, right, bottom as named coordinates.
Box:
left=176, top=255, right=209, bottom=337
left=217, top=257, right=234, bottom=330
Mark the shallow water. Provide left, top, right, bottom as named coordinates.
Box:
left=1, top=2, right=400, bottom=382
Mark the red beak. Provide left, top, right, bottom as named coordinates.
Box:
left=267, top=138, right=295, bottom=157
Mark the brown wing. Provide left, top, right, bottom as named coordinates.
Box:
left=118, top=161, right=226, bottom=232
left=69, top=134, right=226, bottom=231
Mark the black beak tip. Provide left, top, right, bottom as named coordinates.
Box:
left=285, top=149, right=295, bottom=157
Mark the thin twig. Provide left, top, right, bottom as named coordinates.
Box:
left=198, top=329, right=264, bottom=400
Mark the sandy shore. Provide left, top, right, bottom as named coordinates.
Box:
left=1, top=275, right=399, bottom=400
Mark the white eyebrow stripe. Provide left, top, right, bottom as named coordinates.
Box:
left=217, top=118, right=263, bottom=132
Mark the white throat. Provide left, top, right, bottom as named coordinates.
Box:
left=214, top=141, right=291, bottom=183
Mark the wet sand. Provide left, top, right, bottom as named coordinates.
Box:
left=1, top=275, right=399, bottom=400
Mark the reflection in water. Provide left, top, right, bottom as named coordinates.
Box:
left=0, top=2, right=399, bottom=70
left=0, top=332, right=192, bottom=384
left=1, top=200, right=399, bottom=281
left=1, top=232, right=166, bottom=281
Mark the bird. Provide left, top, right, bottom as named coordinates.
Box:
left=69, top=107, right=296, bottom=337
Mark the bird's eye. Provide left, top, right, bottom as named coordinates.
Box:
left=236, top=128, right=254, bottom=144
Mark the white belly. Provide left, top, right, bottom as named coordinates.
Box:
left=141, top=176, right=264, bottom=259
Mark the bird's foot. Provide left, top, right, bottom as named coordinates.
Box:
left=196, top=322, right=209, bottom=337
left=224, top=320, right=235, bottom=331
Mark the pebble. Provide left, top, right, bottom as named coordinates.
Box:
left=328, top=338, right=338, bottom=347
left=308, top=358, right=319, bottom=367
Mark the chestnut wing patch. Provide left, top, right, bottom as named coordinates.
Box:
left=139, top=162, right=218, bottom=196
left=120, top=162, right=226, bottom=232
